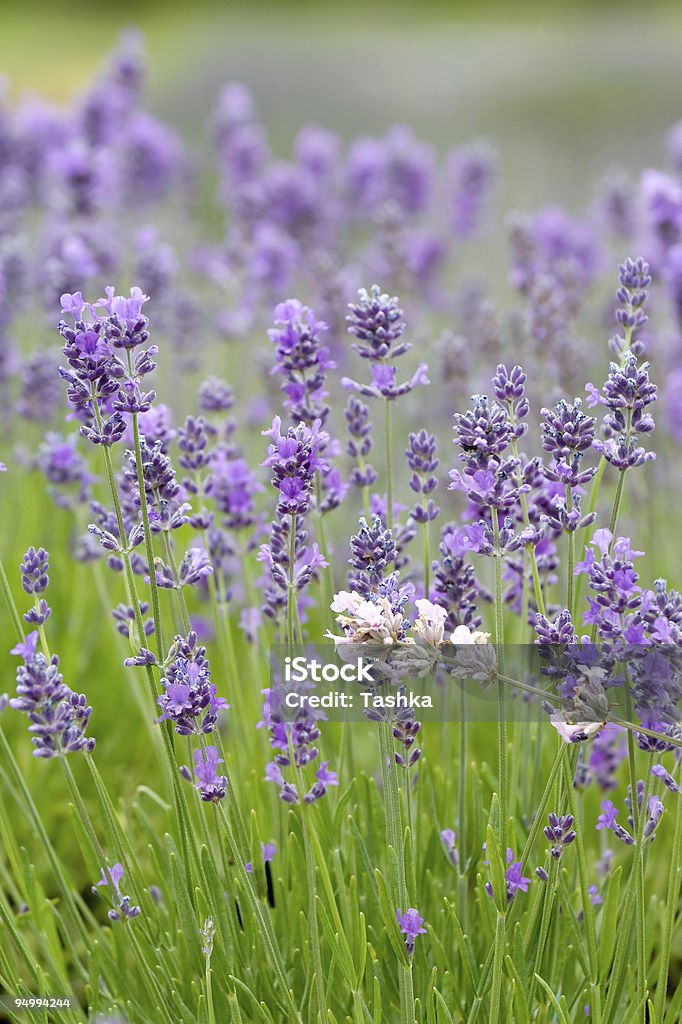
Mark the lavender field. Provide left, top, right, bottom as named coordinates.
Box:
left=3, top=12, right=682, bottom=1024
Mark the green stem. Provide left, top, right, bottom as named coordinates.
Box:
left=654, top=766, right=682, bottom=1020
left=528, top=857, right=560, bottom=1007
left=491, top=512, right=507, bottom=857
left=206, top=955, right=217, bottom=1024
left=132, top=412, right=165, bottom=661
left=563, top=748, right=602, bottom=1024
left=566, top=487, right=575, bottom=621
left=161, top=529, right=191, bottom=634
left=385, top=398, right=394, bottom=532
left=489, top=911, right=506, bottom=1024
left=630, top=767, right=652, bottom=1024
left=302, top=806, right=326, bottom=1022
left=422, top=521, right=430, bottom=599
left=510, top=436, right=545, bottom=617
left=574, top=455, right=607, bottom=622
left=458, top=685, right=468, bottom=932
left=519, top=548, right=530, bottom=644
left=0, top=554, right=24, bottom=643
left=287, top=514, right=297, bottom=649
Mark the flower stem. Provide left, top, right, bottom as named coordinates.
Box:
left=385, top=398, right=394, bottom=532
left=287, top=513, right=297, bottom=649
left=301, top=804, right=326, bottom=1022
left=510, top=436, right=545, bottom=617
left=528, top=853, right=560, bottom=1003
left=489, top=911, right=506, bottom=1024
left=0, top=554, right=24, bottom=643
left=132, top=411, right=166, bottom=660
left=458, top=685, right=468, bottom=932
left=563, top=747, right=602, bottom=1024
left=422, top=521, right=430, bottom=599
left=654, top=764, right=682, bottom=1020
left=491, top=512, right=507, bottom=857
left=161, top=529, right=191, bottom=634
left=206, top=957, right=217, bottom=1024
left=566, top=487, right=575, bottom=621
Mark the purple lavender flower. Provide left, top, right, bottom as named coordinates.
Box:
left=485, top=848, right=531, bottom=903
left=440, top=828, right=459, bottom=868
left=58, top=286, right=158, bottom=450
left=343, top=285, right=427, bottom=400
left=304, top=760, right=339, bottom=803
left=20, top=547, right=49, bottom=595
left=588, top=352, right=657, bottom=470
left=156, top=632, right=227, bottom=735
left=343, top=361, right=429, bottom=401
left=612, top=257, right=652, bottom=354
left=544, top=813, right=576, bottom=859
left=16, top=349, right=62, bottom=423
left=19, top=548, right=52, bottom=627
left=431, top=524, right=482, bottom=632
left=207, top=450, right=263, bottom=531
left=405, top=430, right=440, bottom=524
left=588, top=884, right=603, bottom=907
left=393, top=704, right=422, bottom=768
left=586, top=259, right=657, bottom=470
left=643, top=795, right=664, bottom=840
left=10, top=635, right=95, bottom=758
left=651, top=764, right=680, bottom=793
left=594, top=169, right=636, bottom=240
left=38, top=433, right=93, bottom=508
left=396, top=908, right=426, bottom=955
left=93, top=863, right=140, bottom=921
left=348, top=515, right=396, bottom=596
left=262, top=416, right=329, bottom=517
left=191, top=746, right=227, bottom=803
left=447, top=141, right=496, bottom=239
left=449, top=393, right=527, bottom=518
left=345, top=396, right=377, bottom=489
left=268, top=299, right=334, bottom=425
left=260, top=688, right=336, bottom=805
left=541, top=398, right=597, bottom=489
left=595, top=799, right=634, bottom=845
left=346, top=286, right=403, bottom=366
left=198, top=376, right=235, bottom=414
left=257, top=515, right=328, bottom=624
left=577, top=532, right=646, bottom=640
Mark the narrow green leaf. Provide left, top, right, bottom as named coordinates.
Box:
left=485, top=824, right=507, bottom=914
left=532, top=974, right=569, bottom=1024
left=375, top=869, right=408, bottom=966
left=504, top=955, right=529, bottom=1024
left=599, top=864, right=622, bottom=980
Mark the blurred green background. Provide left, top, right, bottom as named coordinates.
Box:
left=3, top=1, right=682, bottom=214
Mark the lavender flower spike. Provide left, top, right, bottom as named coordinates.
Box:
left=10, top=635, right=95, bottom=758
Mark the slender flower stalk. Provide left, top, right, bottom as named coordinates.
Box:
left=654, top=763, right=682, bottom=1021
left=132, top=410, right=166, bottom=658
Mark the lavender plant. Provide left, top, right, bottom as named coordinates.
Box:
left=3, top=32, right=682, bottom=1024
